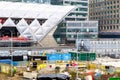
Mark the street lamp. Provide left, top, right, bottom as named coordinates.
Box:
left=76, top=30, right=84, bottom=80
left=76, top=31, right=79, bottom=80
left=10, top=30, right=13, bottom=76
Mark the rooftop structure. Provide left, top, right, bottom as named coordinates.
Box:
left=0, top=2, right=76, bottom=47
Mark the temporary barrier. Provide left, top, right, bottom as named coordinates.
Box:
left=47, top=53, right=71, bottom=61
left=13, top=62, right=18, bottom=66
left=47, top=53, right=61, bottom=61
left=69, top=52, right=96, bottom=61
left=13, top=61, right=27, bottom=66
left=61, top=53, right=71, bottom=61
left=0, top=59, right=13, bottom=64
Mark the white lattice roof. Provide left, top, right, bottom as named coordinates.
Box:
left=0, top=2, right=76, bottom=41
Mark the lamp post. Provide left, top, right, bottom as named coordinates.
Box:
left=10, top=30, right=13, bottom=76
left=76, top=29, right=84, bottom=80
left=76, top=31, right=79, bottom=80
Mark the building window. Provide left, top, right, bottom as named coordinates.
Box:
left=117, top=19, right=119, bottom=23
left=114, top=6, right=116, bottom=8
left=117, top=1, right=119, bottom=3
left=113, top=25, right=116, bottom=29
left=117, top=5, right=119, bottom=8
left=114, top=1, right=116, bottom=4
left=110, top=26, right=112, bottom=30
left=116, top=25, right=119, bottom=29
left=104, top=26, right=106, bottom=30
left=107, top=26, right=109, bottom=29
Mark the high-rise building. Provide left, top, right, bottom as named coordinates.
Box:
left=89, top=0, right=120, bottom=38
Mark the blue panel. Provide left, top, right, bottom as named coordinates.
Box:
left=0, top=59, right=13, bottom=64
left=61, top=53, right=71, bottom=61
left=13, top=62, right=18, bottom=66
left=47, top=53, right=71, bottom=61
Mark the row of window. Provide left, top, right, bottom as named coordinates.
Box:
left=90, top=41, right=120, bottom=44
left=67, top=28, right=98, bottom=33
left=90, top=14, right=119, bottom=20
left=68, top=13, right=87, bottom=17
left=76, top=8, right=88, bottom=11
left=64, top=1, right=88, bottom=6
left=90, top=49, right=120, bottom=53
left=106, top=5, right=119, bottom=10
left=90, top=9, right=119, bottom=16
left=65, top=18, right=86, bottom=21
left=104, top=0, right=119, bottom=5
left=100, top=25, right=119, bottom=30
left=67, top=22, right=98, bottom=27
left=90, top=0, right=119, bottom=4
left=66, top=34, right=97, bottom=39
left=99, top=20, right=119, bottom=25
left=90, top=1, right=119, bottom=8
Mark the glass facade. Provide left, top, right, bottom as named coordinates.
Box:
left=53, top=0, right=89, bottom=44
left=66, top=21, right=98, bottom=41
left=81, top=39, right=120, bottom=55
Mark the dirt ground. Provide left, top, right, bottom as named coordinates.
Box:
left=0, top=67, right=29, bottom=80
left=0, top=73, right=26, bottom=80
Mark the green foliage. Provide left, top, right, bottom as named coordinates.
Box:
left=55, top=66, right=60, bottom=73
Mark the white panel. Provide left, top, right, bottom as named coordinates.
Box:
left=17, top=27, right=27, bottom=33
left=3, top=18, right=15, bottom=26
left=24, top=11, right=39, bottom=18
left=22, top=28, right=33, bottom=39
left=20, top=34, right=31, bottom=38
left=17, top=19, right=28, bottom=33
left=35, top=35, right=42, bottom=40
left=35, top=28, right=43, bottom=35
left=22, top=28, right=31, bottom=35
left=29, top=19, right=41, bottom=32
left=0, top=9, right=12, bottom=17
left=10, top=10, right=26, bottom=18
left=37, top=12, right=52, bottom=19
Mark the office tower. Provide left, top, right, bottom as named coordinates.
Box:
left=89, top=0, right=120, bottom=38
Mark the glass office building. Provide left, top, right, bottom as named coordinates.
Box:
left=53, top=0, right=89, bottom=44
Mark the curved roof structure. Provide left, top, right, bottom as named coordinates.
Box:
left=0, top=2, right=76, bottom=41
